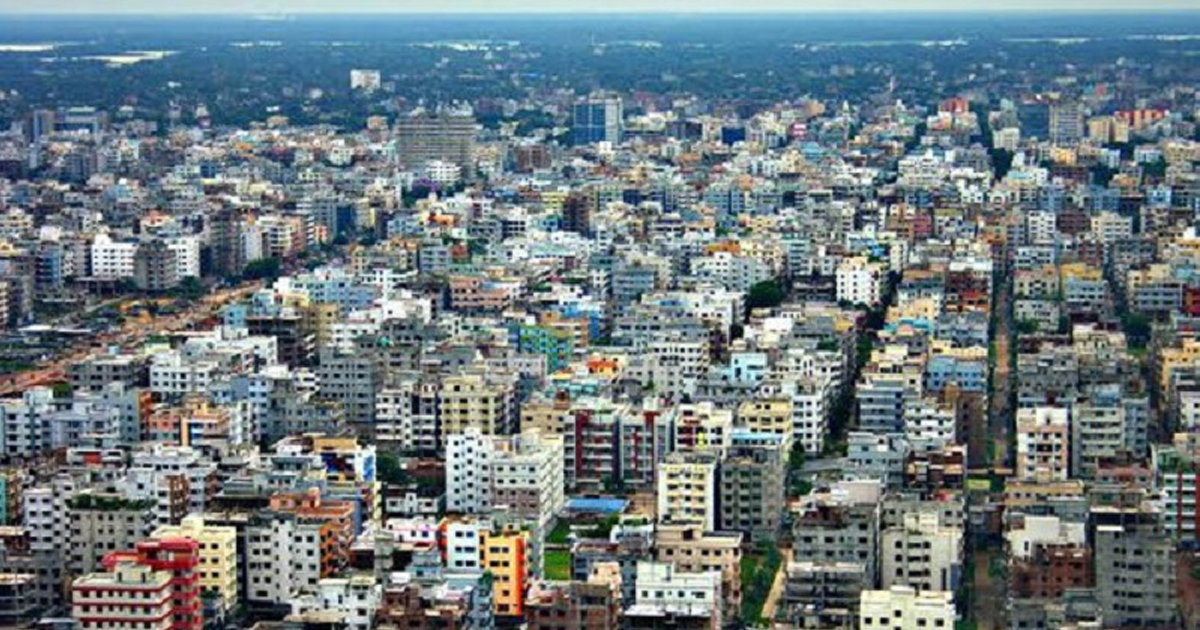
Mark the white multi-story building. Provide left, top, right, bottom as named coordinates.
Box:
left=0, top=387, right=54, bottom=458
left=1005, top=515, right=1085, bottom=561
left=443, top=519, right=487, bottom=571
left=629, top=562, right=722, bottom=628
left=1071, top=400, right=1142, bottom=479
left=643, top=338, right=710, bottom=400
left=993, top=127, right=1021, bottom=152
left=1015, top=407, right=1070, bottom=481
left=859, top=586, right=955, bottom=630
left=90, top=233, right=138, bottom=279
left=836, top=256, right=885, bottom=307
left=25, top=474, right=77, bottom=558
left=165, top=235, right=201, bottom=278
left=1090, top=211, right=1133, bottom=246
left=490, top=430, right=565, bottom=532
left=116, top=468, right=195, bottom=529
left=691, top=252, right=772, bottom=294
left=656, top=454, right=718, bottom=530
left=245, top=515, right=319, bottom=604
left=130, top=443, right=216, bottom=514
left=374, top=377, right=439, bottom=456
left=149, top=351, right=220, bottom=396
left=880, top=513, right=963, bottom=593
left=446, top=429, right=495, bottom=515
left=424, top=159, right=462, bottom=186
left=350, top=69, right=382, bottom=91
left=764, top=376, right=830, bottom=455
left=904, top=398, right=957, bottom=447
left=290, top=576, right=382, bottom=630
left=1025, top=210, right=1057, bottom=246
left=445, top=428, right=564, bottom=531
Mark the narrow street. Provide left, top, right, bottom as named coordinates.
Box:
left=759, top=545, right=789, bottom=623
left=969, top=218, right=1015, bottom=630
left=990, top=261, right=1014, bottom=470
left=972, top=548, right=1005, bottom=630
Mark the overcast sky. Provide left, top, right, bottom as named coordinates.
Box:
left=1, top=0, right=1197, bottom=13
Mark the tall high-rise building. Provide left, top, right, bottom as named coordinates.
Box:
left=134, top=240, right=181, bottom=292
left=561, top=193, right=592, bottom=236
left=1049, top=100, right=1083, bottom=146
left=207, top=207, right=246, bottom=278
left=396, top=111, right=477, bottom=178
left=572, top=97, right=623, bottom=146
left=350, top=69, right=382, bottom=91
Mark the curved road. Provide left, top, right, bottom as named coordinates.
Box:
left=0, top=283, right=260, bottom=397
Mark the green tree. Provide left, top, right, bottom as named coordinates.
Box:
left=746, top=280, right=785, bottom=310
left=1122, top=312, right=1151, bottom=348
left=377, top=452, right=410, bottom=486
left=989, top=149, right=1014, bottom=180
left=1142, top=159, right=1168, bottom=179
left=242, top=257, right=281, bottom=281
left=175, top=276, right=206, bottom=301
left=787, top=444, right=805, bottom=472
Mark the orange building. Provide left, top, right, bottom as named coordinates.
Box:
left=269, top=488, right=355, bottom=577
left=481, top=528, right=531, bottom=618
left=146, top=397, right=233, bottom=447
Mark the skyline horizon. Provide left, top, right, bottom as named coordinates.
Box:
left=3, top=0, right=1200, bottom=15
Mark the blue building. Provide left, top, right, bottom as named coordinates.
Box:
left=573, top=97, right=624, bottom=146
left=924, top=355, right=987, bottom=394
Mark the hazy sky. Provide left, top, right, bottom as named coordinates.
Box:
left=1, top=0, right=1198, bottom=13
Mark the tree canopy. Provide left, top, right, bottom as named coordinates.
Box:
left=747, top=280, right=785, bottom=310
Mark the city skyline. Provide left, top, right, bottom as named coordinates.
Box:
left=2, top=0, right=1200, bottom=13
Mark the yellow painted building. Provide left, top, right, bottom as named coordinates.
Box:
left=480, top=528, right=530, bottom=618
left=151, top=515, right=239, bottom=610
left=1161, top=338, right=1200, bottom=393
left=735, top=399, right=794, bottom=451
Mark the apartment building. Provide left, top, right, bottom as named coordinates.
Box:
left=99, top=538, right=203, bottom=630
left=656, top=454, right=718, bottom=530
left=152, top=515, right=239, bottom=612
left=654, top=525, right=742, bottom=621
left=1094, top=522, right=1177, bottom=629
left=481, top=528, right=531, bottom=618
left=1005, top=515, right=1091, bottom=600
left=880, top=512, right=963, bottom=593
left=89, top=234, right=137, bottom=279
left=445, top=428, right=565, bottom=532
left=439, top=372, right=518, bottom=439
left=556, top=399, right=657, bottom=493
left=719, top=430, right=785, bottom=541
left=67, top=491, right=155, bottom=576
left=782, top=562, right=865, bottom=630
left=1015, top=407, right=1070, bottom=481
left=289, top=575, right=383, bottom=630
left=735, top=399, right=795, bottom=451
left=524, top=574, right=621, bottom=630
left=836, top=256, right=885, bottom=307
left=68, top=354, right=149, bottom=392
left=859, top=586, right=954, bottom=630
left=791, top=481, right=882, bottom=588
left=269, top=489, right=355, bottom=578
left=626, top=562, right=722, bottom=630
left=72, top=563, right=174, bottom=630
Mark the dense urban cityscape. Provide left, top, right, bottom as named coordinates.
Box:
left=0, top=8, right=1198, bottom=630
